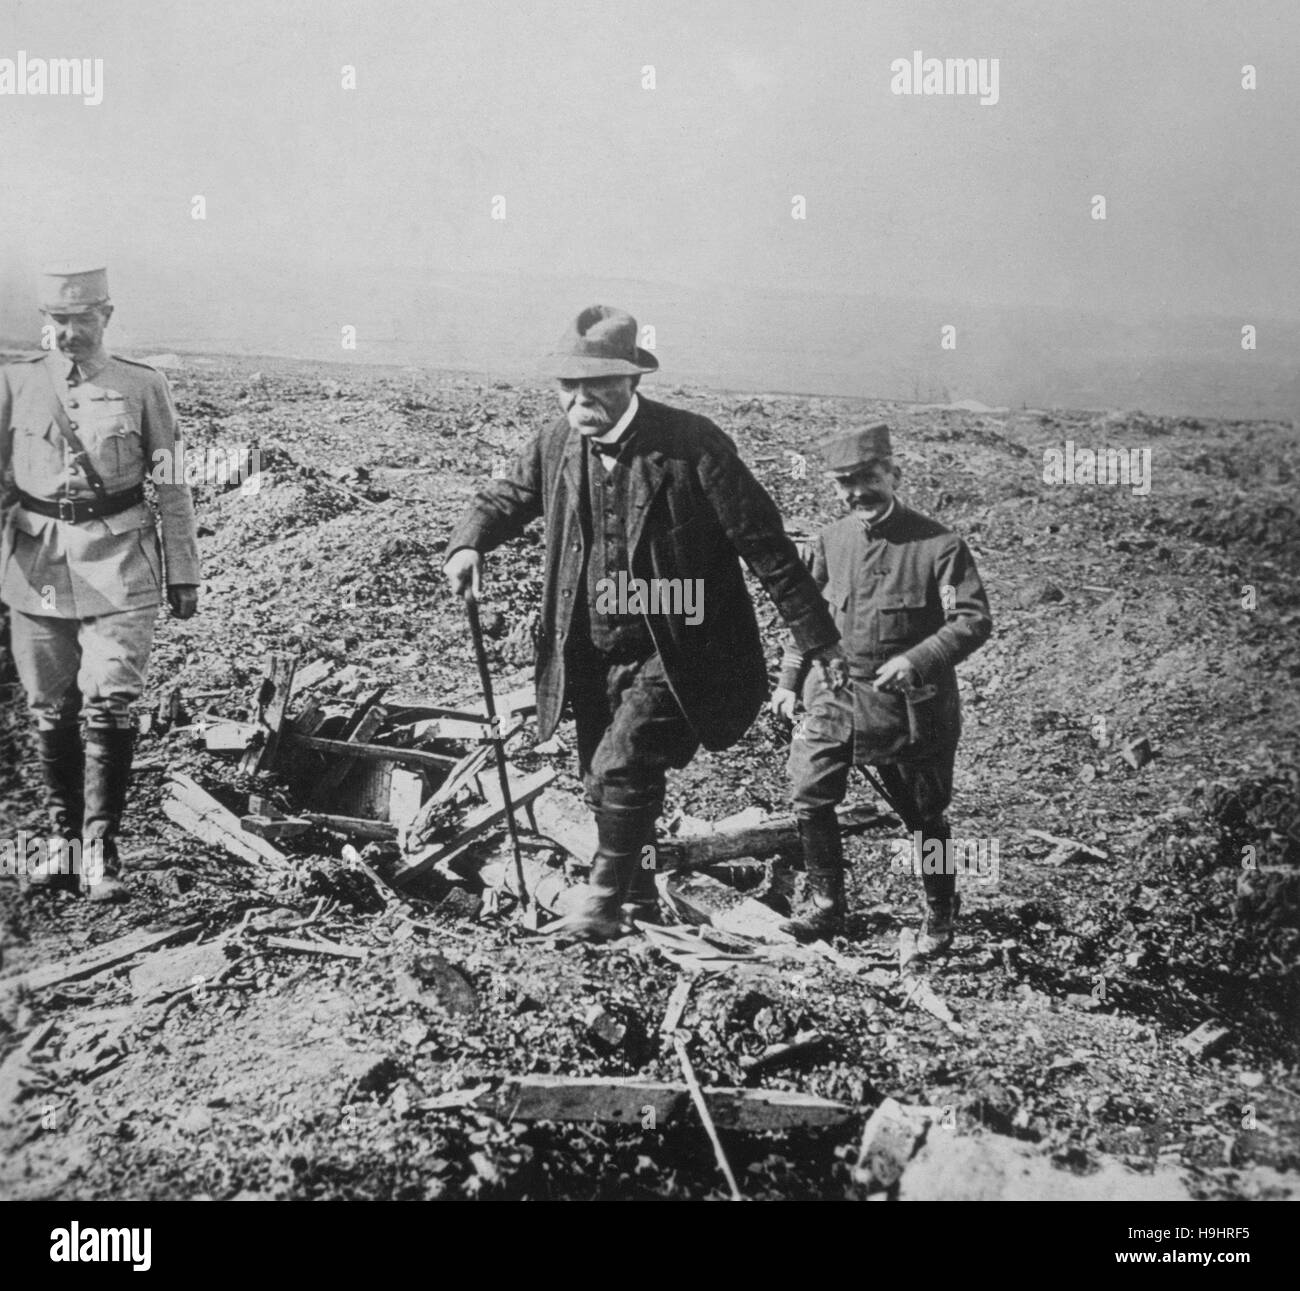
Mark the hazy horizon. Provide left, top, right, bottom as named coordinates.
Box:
left=3, top=0, right=1297, bottom=418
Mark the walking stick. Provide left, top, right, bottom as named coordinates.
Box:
left=464, top=595, right=530, bottom=910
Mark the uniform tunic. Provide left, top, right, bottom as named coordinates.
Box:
left=1, top=349, right=200, bottom=616
left=0, top=349, right=201, bottom=726
left=783, top=502, right=992, bottom=827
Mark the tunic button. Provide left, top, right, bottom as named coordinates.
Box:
left=69, top=400, right=79, bottom=409
left=68, top=421, right=79, bottom=430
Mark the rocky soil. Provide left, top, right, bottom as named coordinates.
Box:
left=1, top=352, right=1297, bottom=1200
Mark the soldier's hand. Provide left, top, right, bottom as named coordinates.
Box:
left=769, top=687, right=798, bottom=721
left=444, top=548, right=483, bottom=602
left=167, top=584, right=199, bottom=620
left=873, top=654, right=919, bottom=693
left=808, top=642, right=848, bottom=692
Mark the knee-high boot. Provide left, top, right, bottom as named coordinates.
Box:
left=785, top=808, right=847, bottom=940
left=82, top=727, right=135, bottom=903
left=558, top=806, right=655, bottom=941
left=915, top=822, right=960, bottom=958
left=29, top=727, right=84, bottom=892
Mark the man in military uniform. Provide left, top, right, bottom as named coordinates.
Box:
left=0, top=264, right=200, bottom=900
left=771, top=424, right=992, bottom=955
left=444, top=305, right=845, bottom=939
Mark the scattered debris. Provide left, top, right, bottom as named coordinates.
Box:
left=1178, top=1021, right=1232, bottom=1060
left=852, top=1098, right=934, bottom=1189
left=1120, top=736, right=1153, bottom=770
left=486, top=1074, right=855, bottom=1131
left=393, top=953, right=478, bottom=1017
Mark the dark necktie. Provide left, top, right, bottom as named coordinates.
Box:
left=67, top=361, right=82, bottom=387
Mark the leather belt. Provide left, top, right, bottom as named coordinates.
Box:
left=18, top=486, right=146, bottom=525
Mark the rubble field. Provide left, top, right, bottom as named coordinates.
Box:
left=1, top=352, right=1297, bottom=1200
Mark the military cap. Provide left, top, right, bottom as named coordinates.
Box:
left=820, top=423, right=893, bottom=476
left=38, top=262, right=110, bottom=315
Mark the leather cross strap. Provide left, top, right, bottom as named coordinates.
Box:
left=41, top=358, right=109, bottom=500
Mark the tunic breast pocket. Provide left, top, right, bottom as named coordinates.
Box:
left=80, top=407, right=139, bottom=480
left=12, top=423, right=59, bottom=476
left=877, top=592, right=930, bottom=647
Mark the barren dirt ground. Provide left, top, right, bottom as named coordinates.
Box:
left=1, top=352, right=1297, bottom=1200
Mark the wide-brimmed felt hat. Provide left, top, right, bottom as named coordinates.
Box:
left=820, top=423, right=894, bottom=476
left=39, top=262, right=111, bottom=315
left=545, top=305, right=659, bottom=379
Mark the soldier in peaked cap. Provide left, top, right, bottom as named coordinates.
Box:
left=0, top=263, right=200, bottom=900
left=770, top=423, right=992, bottom=956
left=445, top=305, right=846, bottom=940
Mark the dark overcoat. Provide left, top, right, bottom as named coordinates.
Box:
left=446, top=396, right=838, bottom=750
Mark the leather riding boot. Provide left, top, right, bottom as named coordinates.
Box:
left=557, top=808, right=652, bottom=941
left=82, top=727, right=135, bottom=903
left=29, top=727, right=84, bottom=893
left=785, top=809, right=847, bottom=940
left=600, top=805, right=659, bottom=925
left=916, top=867, right=960, bottom=959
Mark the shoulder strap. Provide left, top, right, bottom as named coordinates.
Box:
left=39, top=358, right=108, bottom=499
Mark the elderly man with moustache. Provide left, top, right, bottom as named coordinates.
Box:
left=771, top=424, right=992, bottom=956
left=444, top=305, right=845, bottom=940
left=0, top=263, right=200, bottom=900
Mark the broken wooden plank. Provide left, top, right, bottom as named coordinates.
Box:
left=406, top=744, right=494, bottom=848
left=660, top=974, right=696, bottom=1035
left=289, top=698, right=327, bottom=737
left=674, top=1034, right=743, bottom=1200
left=301, top=813, right=398, bottom=841
left=1024, top=828, right=1107, bottom=860
left=10, top=922, right=205, bottom=993
left=240, top=814, right=312, bottom=841
left=292, top=657, right=335, bottom=691
left=529, top=794, right=892, bottom=871
left=739, top=1030, right=828, bottom=1075
left=487, top=1074, right=854, bottom=1131
left=388, top=768, right=426, bottom=831
left=317, top=704, right=386, bottom=794
left=240, top=652, right=298, bottom=774
left=262, top=935, right=368, bottom=960
left=899, top=975, right=965, bottom=1034
left=1177, top=1020, right=1232, bottom=1059
left=165, top=773, right=291, bottom=869
left=663, top=803, right=894, bottom=870
left=334, top=757, right=394, bottom=821
left=204, top=720, right=258, bottom=753
left=287, top=734, right=460, bottom=770
left=393, top=768, right=559, bottom=883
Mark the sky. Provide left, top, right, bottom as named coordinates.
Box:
left=1, top=0, right=1297, bottom=405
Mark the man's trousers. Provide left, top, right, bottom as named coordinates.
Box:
left=564, top=637, right=700, bottom=816
left=8, top=607, right=157, bottom=731
left=788, top=671, right=957, bottom=834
